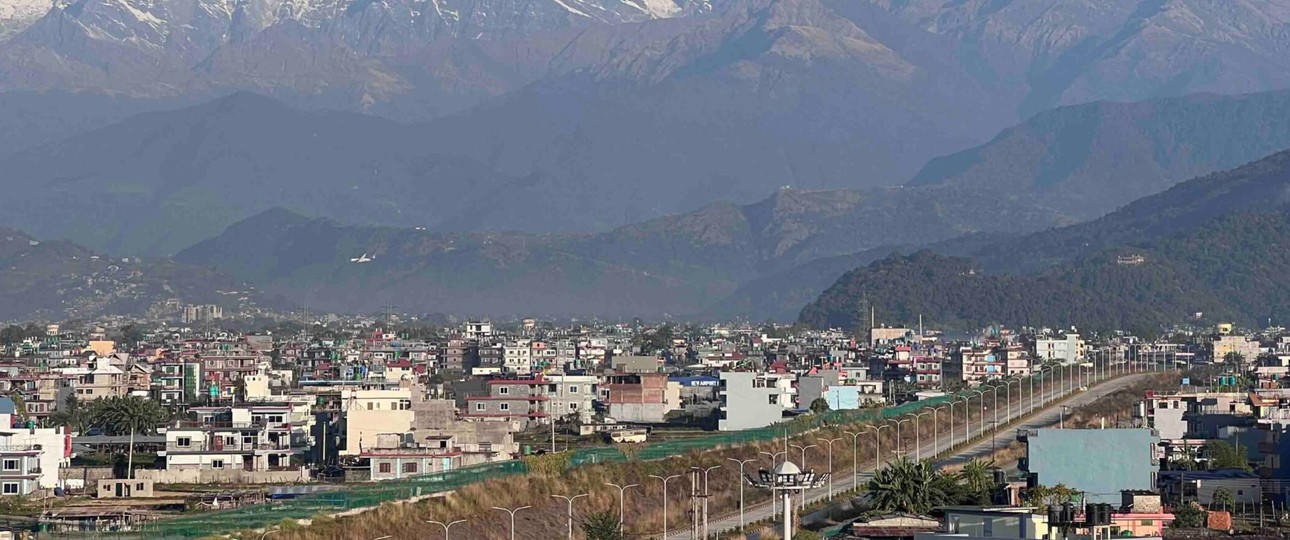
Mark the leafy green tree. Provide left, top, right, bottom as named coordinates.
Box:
left=1171, top=502, right=1207, bottom=528
left=868, top=457, right=954, bottom=514
left=809, top=397, right=831, bottom=414
left=1204, top=440, right=1250, bottom=471
left=581, top=511, right=623, bottom=540
left=1222, top=352, right=1245, bottom=365
left=1211, top=487, right=1235, bottom=512
left=1024, top=484, right=1078, bottom=511
left=115, top=324, right=147, bottom=347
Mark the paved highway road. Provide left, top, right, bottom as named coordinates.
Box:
left=664, top=370, right=1160, bottom=539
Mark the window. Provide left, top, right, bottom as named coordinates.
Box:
left=403, top=462, right=418, bottom=473
left=1, top=460, right=17, bottom=471
left=569, top=403, right=578, bottom=410
left=768, top=395, right=778, bottom=405
left=367, top=402, right=374, bottom=411
left=379, top=462, right=392, bottom=473
left=211, top=460, right=224, bottom=469
left=2, top=483, right=17, bottom=494
left=569, top=385, right=579, bottom=394
left=499, top=386, right=509, bottom=395
left=474, top=403, right=485, bottom=412
left=1140, top=520, right=1154, bottom=526
left=499, top=403, right=511, bottom=412
left=176, top=437, right=191, bottom=448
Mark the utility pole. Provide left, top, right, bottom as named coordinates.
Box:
left=689, top=468, right=703, bottom=540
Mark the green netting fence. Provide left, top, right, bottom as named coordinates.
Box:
left=75, top=376, right=1063, bottom=538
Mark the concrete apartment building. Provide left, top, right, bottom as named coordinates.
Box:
left=544, top=374, right=597, bottom=422
left=798, top=371, right=884, bottom=410
left=162, top=405, right=295, bottom=473
left=718, top=372, right=793, bottom=431
left=463, top=377, right=551, bottom=429
left=341, top=388, right=415, bottom=456
left=1035, top=334, right=1085, bottom=364
left=1213, top=334, right=1260, bottom=363
left=602, top=373, right=675, bottom=423
left=61, top=356, right=126, bottom=400
left=0, top=398, right=69, bottom=496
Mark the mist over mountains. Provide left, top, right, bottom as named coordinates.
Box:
left=5, top=0, right=1290, bottom=320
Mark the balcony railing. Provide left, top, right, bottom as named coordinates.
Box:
left=166, top=442, right=291, bottom=453
left=0, top=445, right=41, bottom=452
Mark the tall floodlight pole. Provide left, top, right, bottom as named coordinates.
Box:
left=648, top=474, right=681, bottom=539
left=759, top=450, right=788, bottom=517
left=746, top=461, right=829, bottom=540
left=787, top=444, right=817, bottom=508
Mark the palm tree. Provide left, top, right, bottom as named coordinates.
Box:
left=92, top=396, right=168, bottom=479
left=957, top=458, right=997, bottom=504
left=868, top=457, right=954, bottom=514
left=48, top=394, right=92, bottom=434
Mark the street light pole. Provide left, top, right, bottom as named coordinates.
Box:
left=821, top=438, right=843, bottom=498
left=932, top=406, right=946, bottom=458
left=603, top=482, right=640, bottom=528
left=727, top=459, right=757, bottom=531
left=872, top=425, right=889, bottom=468
left=843, top=431, right=864, bottom=491
left=893, top=419, right=911, bottom=456
left=692, top=465, right=721, bottom=539
left=912, top=411, right=931, bottom=461
left=787, top=445, right=815, bottom=508
left=492, top=506, right=531, bottom=540
left=551, top=493, right=589, bottom=540
left=648, top=474, right=682, bottom=539
left=759, top=451, right=787, bottom=516
left=426, top=519, right=466, bottom=540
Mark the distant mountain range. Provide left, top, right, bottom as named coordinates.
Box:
left=171, top=185, right=1065, bottom=317
left=912, top=90, right=1290, bottom=221
left=6, top=0, right=1290, bottom=235
left=0, top=228, right=267, bottom=320
left=800, top=148, right=1290, bottom=331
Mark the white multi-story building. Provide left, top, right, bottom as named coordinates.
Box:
left=1035, top=334, right=1085, bottom=364
left=503, top=341, right=533, bottom=375
left=717, top=372, right=795, bottom=431
left=162, top=405, right=294, bottom=472
left=0, top=398, right=69, bottom=496
left=544, top=374, right=597, bottom=422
